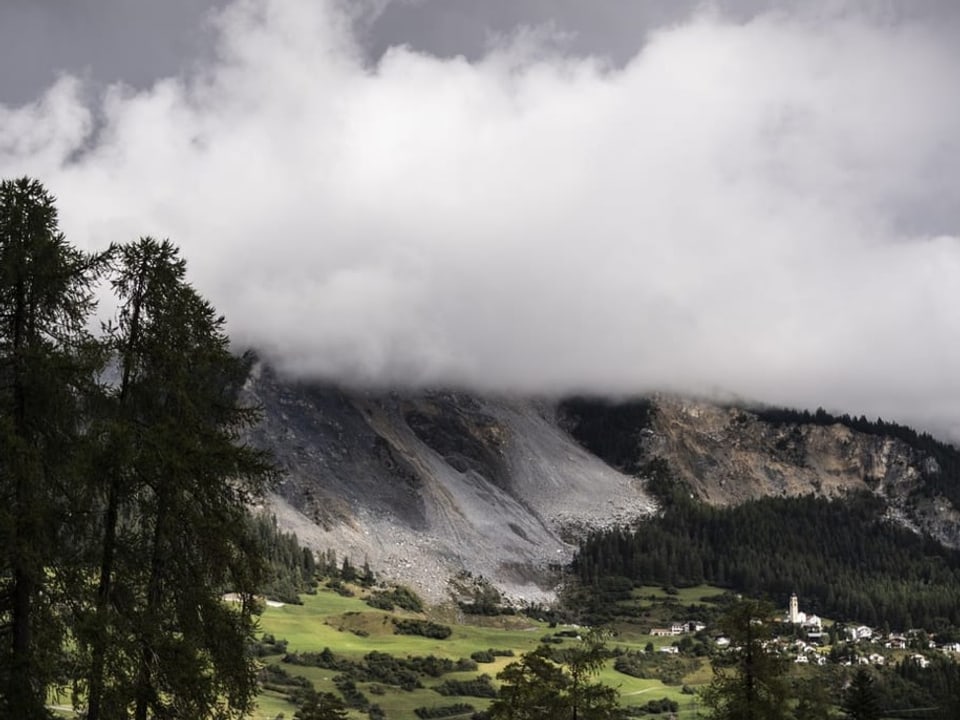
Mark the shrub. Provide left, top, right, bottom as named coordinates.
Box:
left=414, top=703, right=475, bottom=718
left=365, top=585, right=424, bottom=612
left=393, top=618, right=452, bottom=639
left=434, top=675, right=497, bottom=698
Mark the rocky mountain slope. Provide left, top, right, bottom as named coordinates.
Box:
left=644, top=396, right=960, bottom=547
left=244, top=367, right=960, bottom=602
left=245, top=366, right=655, bottom=603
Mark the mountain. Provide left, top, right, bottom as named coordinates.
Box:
left=244, top=365, right=960, bottom=603
left=244, top=365, right=655, bottom=603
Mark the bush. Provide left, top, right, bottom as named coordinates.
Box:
left=613, top=651, right=697, bottom=685
left=333, top=677, right=368, bottom=709
left=414, top=703, right=475, bottom=718
left=254, top=633, right=289, bottom=657
left=366, top=585, right=424, bottom=612
left=393, top=618, right=452, bottom=639
left=434, top=675, right=497, bottom=698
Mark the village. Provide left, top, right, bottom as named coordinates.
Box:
left=646, top=593, right=960, bottom=670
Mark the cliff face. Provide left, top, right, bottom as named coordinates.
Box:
left=245, top=368, right=960, bottom=601
left=645, top=396, right=960, bottom=547
left=646, top=397, right=919, bottom=503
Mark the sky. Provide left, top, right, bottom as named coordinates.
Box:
left=2, top=0, right=960, bottom=438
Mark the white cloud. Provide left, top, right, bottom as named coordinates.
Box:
left=2, top=0, right=960, bottom=437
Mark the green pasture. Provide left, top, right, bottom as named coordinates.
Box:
left=253, top=584, right=716, bottom=719
left=626, top=583, right=726, bottom=606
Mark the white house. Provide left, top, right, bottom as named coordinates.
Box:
left=885, top=635, right=907, bottom=650
left=847, top=626, right=873, bottom=641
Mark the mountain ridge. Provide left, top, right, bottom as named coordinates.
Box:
left=245, top=365, right=960, bottom=603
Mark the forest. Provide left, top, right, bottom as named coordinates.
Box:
left=574, top=489, right=960, bottom=632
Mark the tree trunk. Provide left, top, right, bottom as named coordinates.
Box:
left=134, top=483, right=170, bottom=720
left=87, top=256, right=147, bottom=720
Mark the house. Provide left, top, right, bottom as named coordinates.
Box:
left=847, top=626, right=873, bottom=641
left=910, top=654, right=931, bottom=669
left=868, top=653, right=886, bottom=666
left=660, top=646, right=679, bottom=654
left=715, top=637, right=731, bottom=648
left=803, top=615, right=823, bottom=630
left=650, top=628, right=674, bottom=637
left=885, top=635, right=907, bottom=650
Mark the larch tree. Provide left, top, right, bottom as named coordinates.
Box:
left=841, top=668, right=882, bottom=720
left=77, top=237, right=275, bottom=719
left=1, top=179, right=277, bottom=719
left=490, top=629, right=621, bottom=720
left=0, top=177, right=104, bottom=718
left=700, top=599, right=791, bottom=720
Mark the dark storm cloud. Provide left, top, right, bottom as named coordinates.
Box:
left=0, top=0, right=228, bottom=105
left=2, top=0, right=960, bottom=440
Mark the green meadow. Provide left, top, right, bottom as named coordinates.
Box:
left=250, top=582, right=719, bottom=719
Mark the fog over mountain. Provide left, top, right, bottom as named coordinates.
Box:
left=2, top=0, right=960, bottom=438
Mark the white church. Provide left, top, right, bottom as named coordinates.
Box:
left=786, top=593, right=822, bottom=629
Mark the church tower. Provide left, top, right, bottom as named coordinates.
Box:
left=789, top=593, right=800, bottom=624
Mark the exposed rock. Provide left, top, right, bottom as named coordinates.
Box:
left=245, top=367, right=655, bottom=603
left=644, top=395, right=960, bottom=547
left=246, top=370, right=960, bottom=603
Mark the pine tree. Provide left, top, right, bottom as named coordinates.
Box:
left=0, top=177, right=104, bottom=718
left=700, top=599, right=790, bottom=720
left=76, top=238, right=275, bottom=718
left=841, top=668, right=881, bottom=720
left=490, top=630, right=620, bottom=720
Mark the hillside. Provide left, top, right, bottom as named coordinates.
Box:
left=246, top=368, right=960, bottom=602
left=244, top=366, right=655, bottom=603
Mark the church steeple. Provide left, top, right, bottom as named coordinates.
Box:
left=789, top=593, right=800, bottom=624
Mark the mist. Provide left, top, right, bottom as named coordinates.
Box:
left=2, top=0, right=960, bottom=438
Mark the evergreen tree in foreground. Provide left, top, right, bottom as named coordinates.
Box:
left=0, top=179, right=276, bottom=718
left=82, top=237, right=276, bottom=719
left=0, top=177, right=105, bottom=718
left=489, top=629, right=621, bottom=720
left=841, top=668, right=881, bottom=720
left=700, top=599, right=790, bottom=720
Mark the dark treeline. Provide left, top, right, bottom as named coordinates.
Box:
left=558, top=397, right=654, bottom=475
left=574, top=491, right=960, bottom=630
left=748, top=404, right=960, bottom=508
left=889, top=655, right=960, bottom=717
left=249, top=514, right=319, bottom=603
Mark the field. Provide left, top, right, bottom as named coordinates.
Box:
left=250, top=582, right=723, bottom=719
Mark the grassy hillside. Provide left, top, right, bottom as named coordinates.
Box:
left=251, top=582, right=716, bottom=719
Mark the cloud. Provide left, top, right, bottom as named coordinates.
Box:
left=2, top=0, right=960, bottom=437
